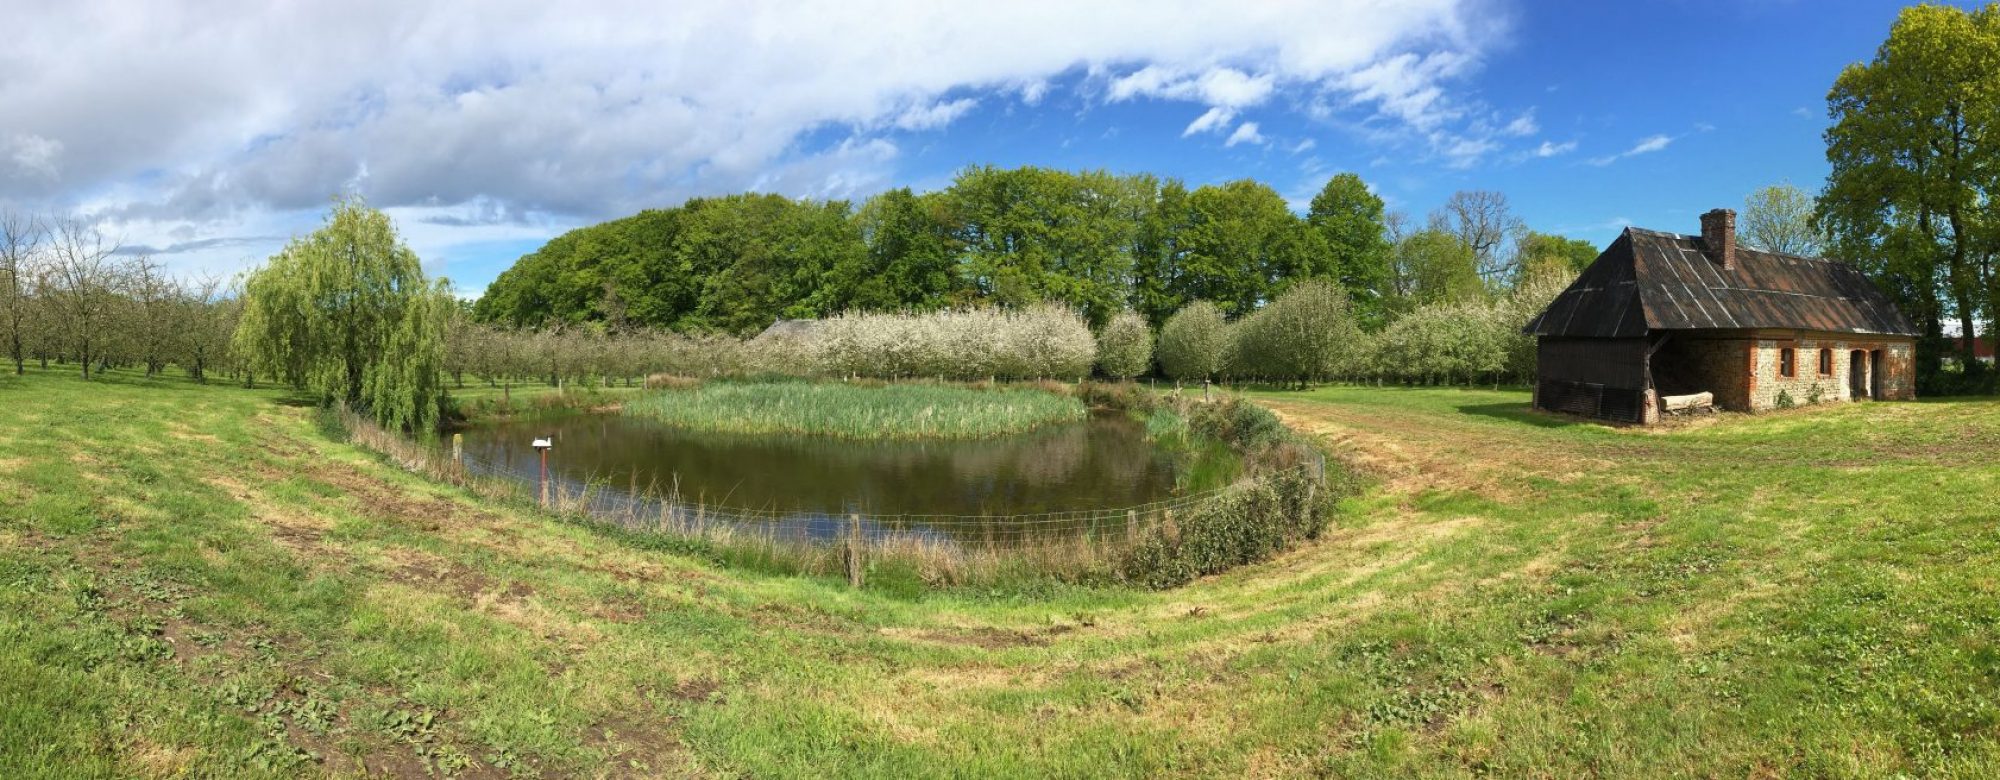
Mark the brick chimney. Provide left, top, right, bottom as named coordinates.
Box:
left=1700, top=208, right=1736, bottom=271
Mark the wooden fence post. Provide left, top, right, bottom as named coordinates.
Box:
left=844, top=513, right=865, bottom=589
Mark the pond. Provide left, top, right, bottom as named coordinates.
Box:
left=452, top=411, right=1231, bottom=543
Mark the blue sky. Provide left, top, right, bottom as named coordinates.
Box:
left=0, top=1, right=1929, bottom=296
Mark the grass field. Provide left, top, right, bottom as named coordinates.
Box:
left=4, top=367, right=1999, bottom=777
left=621, top=380, right=1087, bottom=439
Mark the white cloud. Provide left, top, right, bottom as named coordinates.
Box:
left=892, top=98, right=979, bottom=131
left=1108, top=66, right=1276, bottom=108
left=1334, top=50, right=1476, bottom=130
left=1183, top=106, right=1237, bottom=136
left=1224, top=122, right=1265, bottom=147
left=0, top=0, right=1496, bottom=278
left=1502, top=110, right=1537, bottom=137
left=1018, top=80, right=1051, bottom=106
left=1437, top=134, right=1496, bottom=168
left=1630, top=134, right=1672, bottom=154
left=1289, top=138, right=1317, bottom=154
left=1533, top=139, right=1576, bottom=157
left=1588, top=134, right=1674, bottom=166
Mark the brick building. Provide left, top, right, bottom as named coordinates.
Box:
left=1523, top=209, right=1918, bottom=424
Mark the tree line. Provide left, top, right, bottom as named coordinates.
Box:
left=471, top=166, right=1600, bottom=335
left=0, top=212, right=246, bottom=383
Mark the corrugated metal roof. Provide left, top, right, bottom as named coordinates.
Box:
left=1525, top=227, right=1918, bottom=338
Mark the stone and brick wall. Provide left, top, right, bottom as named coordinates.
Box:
left=1746, top=334, right=1915, bottom=410
left=1653, top=337, right=1752, bottom=411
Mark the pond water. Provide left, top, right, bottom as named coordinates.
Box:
left=454, top=412, right=1217, bottom=528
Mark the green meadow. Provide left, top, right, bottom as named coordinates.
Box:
left=4, top=367, right=1999, bottom=777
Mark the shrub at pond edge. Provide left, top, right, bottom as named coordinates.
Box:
left=1120, top=394, right=1362, bottom=589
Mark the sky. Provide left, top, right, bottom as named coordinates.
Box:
left=0, top=0, right=1935, bottom=297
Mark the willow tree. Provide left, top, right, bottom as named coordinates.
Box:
left=235, top=199, right=451, bottom=432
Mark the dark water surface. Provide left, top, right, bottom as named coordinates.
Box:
left=455, top=412, right=1188, bottom=518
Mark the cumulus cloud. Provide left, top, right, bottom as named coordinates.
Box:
left=1224, top=122, right=1265, bottom=147
left=0, top=0, right=1497, bottom=280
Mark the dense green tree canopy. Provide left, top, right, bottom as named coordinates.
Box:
left=474, top=165, right=1373, bottom=335
left=1394, top=228, right=1486, bottom=307
left=1307, top=173, right=1394, bottom=327
left=1821, top=2, right=2000, bottom=385
left=1514, top=231, right=1599, bottom=283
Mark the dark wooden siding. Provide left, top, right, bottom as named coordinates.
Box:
left=1534, top=337, right=1650, bottom=424
left=1536, top=338, right=1647, bottom=389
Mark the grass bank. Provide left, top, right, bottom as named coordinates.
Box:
left=621, top=380, right=1087, bottom=439
left=6, top=368, right=2000, bottom=777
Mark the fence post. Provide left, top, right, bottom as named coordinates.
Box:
left=844, top=513, right=865, bottom=589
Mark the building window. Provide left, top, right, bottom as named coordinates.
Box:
left=1819, top=348, right=1833, bottom=376
left=1780, top=347, right=1796, bottom=378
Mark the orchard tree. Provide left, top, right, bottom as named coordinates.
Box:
left=235, top=198, right=452, bottom=432
left=1157, top=300, right=1228, bottom=383
left=0, top=210, right=44, bottom=374
left=1226, top=279, right=1360, bottom=386
left=44, top=219, right=122, bottom=379
left=1095, top=310, right=1153, bottom=380
left=180, top=274, right=232, bottom=383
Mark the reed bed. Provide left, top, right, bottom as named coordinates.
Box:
left=621, top=381, right=1088, bottom=439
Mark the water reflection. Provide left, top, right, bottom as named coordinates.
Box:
left=455, top=411, right=1184, bottom=519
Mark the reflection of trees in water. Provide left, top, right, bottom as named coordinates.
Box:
left=456, top=413, right=1179, bottom=518
left=945, top=423, right=1087, bottom=486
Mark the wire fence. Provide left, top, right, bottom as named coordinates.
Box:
left=456, top=449, right=1234, bottom=553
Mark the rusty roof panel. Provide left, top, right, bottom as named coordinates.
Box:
left=1525, top=227, right=1919, bottom=338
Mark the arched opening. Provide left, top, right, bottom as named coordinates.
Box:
left=1870, top=349, right=1885, bottom=399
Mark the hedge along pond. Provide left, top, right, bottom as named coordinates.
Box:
left=445, top=380, right=1348, bottom=587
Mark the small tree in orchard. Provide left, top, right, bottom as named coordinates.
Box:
left=1158, top=300, right=1228, bottom=384
left=1096, top=310, right=1153, bottom=380
left=235, top=198, right=452, bottom=433
left=1227, top=279, right=1360, bottom=387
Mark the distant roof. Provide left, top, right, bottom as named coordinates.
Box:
left=756, top=318, right=821, bottom=340
left=1525, top=227, right=1919, bottom=339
